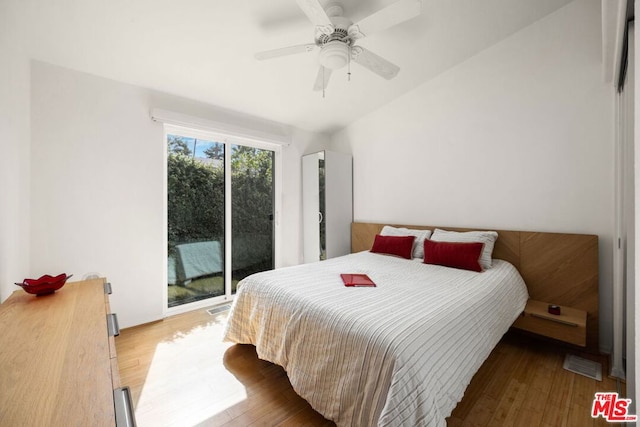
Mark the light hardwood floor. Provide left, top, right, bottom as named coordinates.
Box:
left=116, top=307, right=621, bottom=427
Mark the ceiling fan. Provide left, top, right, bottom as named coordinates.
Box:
left=255, top=0, right=421, bottom=93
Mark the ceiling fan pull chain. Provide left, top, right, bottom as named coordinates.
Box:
left=347, top=48, right=351, bottom=82
left=322, top=66, right=326, bottom=98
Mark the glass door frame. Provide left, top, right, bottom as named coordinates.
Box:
left=162, top=124, right=282, bottom=317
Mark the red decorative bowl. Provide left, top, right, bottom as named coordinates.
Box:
left=15, top=273, right=72, bottom=296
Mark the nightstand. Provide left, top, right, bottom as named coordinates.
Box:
left=512, top=299, right=587, bottom=347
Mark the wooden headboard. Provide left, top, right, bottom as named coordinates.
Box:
left=352, top=222, right=599, bottom=351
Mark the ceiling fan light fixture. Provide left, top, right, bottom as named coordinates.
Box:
left=319, top=40, right=350, bottom=70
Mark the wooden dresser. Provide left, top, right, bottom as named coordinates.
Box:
left=0, top=278, right=135, bottom=426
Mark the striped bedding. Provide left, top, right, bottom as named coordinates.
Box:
left=223, top=251, right=529, bottom=426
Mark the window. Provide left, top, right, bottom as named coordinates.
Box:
left=165, top=126, right=277, bottom=311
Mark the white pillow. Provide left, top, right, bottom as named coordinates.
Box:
left=380, top=226, right=432, bottom=259
left=430, top=228, right=498, bottom=269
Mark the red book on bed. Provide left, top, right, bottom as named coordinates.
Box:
left=340, top=273, right=376, bottom=287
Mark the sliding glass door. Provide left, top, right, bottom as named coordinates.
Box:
left=231, top=145, right=274, bottom=291
left=166, top=130, right=275, bottom=310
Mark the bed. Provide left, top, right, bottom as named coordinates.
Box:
left=223, top=222, right=599, bottom=426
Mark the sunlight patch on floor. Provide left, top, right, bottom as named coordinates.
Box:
left=135, top=318, right=246, bottom=426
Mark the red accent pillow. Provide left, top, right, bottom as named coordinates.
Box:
left=370, top=234, right=415, bottom=259
left=423, top=239, right=485, bottom=272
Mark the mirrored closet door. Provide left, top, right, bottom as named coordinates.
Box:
left=302, top=150, right=352, bottom=263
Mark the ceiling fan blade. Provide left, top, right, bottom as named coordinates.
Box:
left=349, top=0, right=421, bottom=39
left=352, top=47, right=400, bottom=80
left=313, top=66, right=332, bottom=91
left=295, top=0, right=333, bottom=27
left=255, top=44, right=316, bottom=60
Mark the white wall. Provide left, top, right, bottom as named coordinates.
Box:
left=0, top=2, right=31, bottom=303
left=332, top=0, right=615, bottom=351
left=30, top=61, right=328, bottom=328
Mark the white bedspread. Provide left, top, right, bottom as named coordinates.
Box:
left=223, top=251, right=528, bottom=426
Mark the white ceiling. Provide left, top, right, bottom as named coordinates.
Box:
left=19, top=0, right=575, bottom=134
